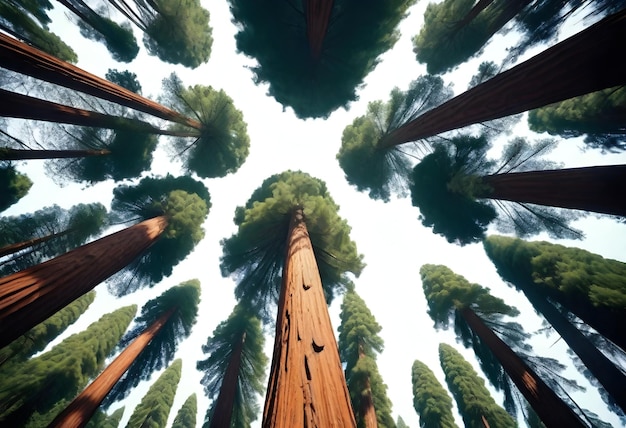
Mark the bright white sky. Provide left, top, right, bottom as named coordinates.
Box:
left=4, top=1, right=626, bottom=427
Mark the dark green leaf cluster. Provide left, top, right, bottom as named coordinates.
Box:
left=338, top=288, right=393, bottom=427
left=438, top=343, right=516, bottom=428
left=411, top=359, right=458, bottom=428
left=171, top=393, right=197, bottom=428
left=0, top=305, right=136, bottom=426
left=0, top=164, right=32, bottom=213
left=162, top=74, right=250, bottom=178
left=105, top=69, right=142, bottom=94
left=197, top=304, right=267, bottom=428
left=86, top=406, right=125, bottom=428
left=104, top=280, right=201, bottom=406
left=109, top=175, right=210, bottom=295
left=337, top=75, right=453, bottom=201
left=220, top=170, right=364, bottom=319
left=229, top=0, right=415, bottom=118
left=126, top=359, right=182, bottom=428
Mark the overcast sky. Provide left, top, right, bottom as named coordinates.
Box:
left=4, top=1, right=626, bottom=427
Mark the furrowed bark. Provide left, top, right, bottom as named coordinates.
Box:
left=210, top=331, right=246, bottom=428
left=0, top=230, right=70, bottom=258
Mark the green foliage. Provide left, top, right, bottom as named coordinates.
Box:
left=0, top=291, right=95, bottom=366
left=337, top=75, right=453, bottom=201
left=104, top=280, right=201, bottom=406
left=0, top=305, right=137, bottom=426
left=171, top=393, right=197, bottom=428
left=438, top=343, right=516, bottom=428
left=197, top=304, right=267, bottom=428
left=528, top=86, right=626, bottom=152
left=396, top=416, right=410, bottom=428
left=338, top=288, right=393, bottom=427
left=0, top=164, right=32, bottom=213
left=142, top=0, right=212, bottom=68
left=411, top=359, right=458, bottom=428
left=126, top=359, right=182, bottom=428
left=220, top=170, right=364, bottom=319
left=109, top=175, right=210, bottom=295
left=105, top=69, right=142, bottom=94
left=86, top=406, right=125, bottom=428
left=162, top=74, right=250, bottom=178
left=230, top=0, right=415, bottom=118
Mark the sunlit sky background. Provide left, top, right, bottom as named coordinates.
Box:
left=4, top=1, right=626, bottom=427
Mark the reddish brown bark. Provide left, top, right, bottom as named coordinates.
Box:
left=48, top=307, right=176, bottom=428
left=0, top=89, right=198, bottom=137
left=0, top=33, right=201, bottom=129
left=381, top=9, right=626, bottom=147
left=0, top=148, right=110, bottom=160
left=0, top=230, right=70, bottom=258
left=263, top=209, right=356, bottom=427
left=0, top=216, right=168, bottom=349
left=481, top=164, right=626, bottom=217
left=306, top=0, right=334, bottom=61
left=209, top=331, right=246, bottom=428
left=459, top=307, right=585, bottom=428
left=358, top=345, right=378, bottom=428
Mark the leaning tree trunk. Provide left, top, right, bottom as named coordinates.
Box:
left=0, top=33, right=201, bottom=129
left=0, top=230, right=70, bottom=258
left=480, top=164, right=626, bottom=217
left=0, top=148, right=110, bottom=160
left=210, top=331, right=246, bottom=428
left=0, top=216, right=168, bottom=349
left=262, top=208, right=356, bottom=427
left=520, top=288, right=626, bottom=413
left=0, top=89, right=197, bottom=137
left=48, top=307, right=176, bottom=428
left=381, top=8, right=626, bottom=147
left=459, top=306, right=585, bottom=428
left=306, top=0, right=334, bottom=61
left=357, top=344, right=378, bottom=428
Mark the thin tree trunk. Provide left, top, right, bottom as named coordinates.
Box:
left=481, top=164, right=626, bottom=217
left=0, top=216, right=168, bottom=349
left=306, top=0, right=333, bottom=61
left=210, top=331, right=246, bottom=428
left=381, top=9, right=626, bottom=147
left=459, top=306, right=585, bottom=428
left=0, top=89, right=198, bottom=137
left=0, top=229, right=70, bottom=258
left=48, top=307, right=176, bottom=428
left=0, top=147, right=110, bottom=160
left=520, top=288, right=626, bottom=413
left=358, top=344, right=378, bottom=428
left=263, top=208, right=356, bottom=427
left=0, top=33, right=201, bottom=129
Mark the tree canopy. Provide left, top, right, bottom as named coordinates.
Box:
left=220, top=170, right=364, bottom=319
left=411, top=359, right=458, bottom=428
left=171, top=393, right=197, bottom=428
left=0, top=164, right=32, bottom=213
left=229, top=0, right=415, bottom=118
left=86, top=406, right=124, bottom=428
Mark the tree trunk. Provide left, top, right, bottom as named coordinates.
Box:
left=262, top=208, right=356, bottom=428
left=0, top=216, right=168, bottom=349
left=210, top=331, right=246, bottom=428
left=381, top=9, right=626, bottom=147
left=480, top=165, right=626, bottom=217
left=0, top=148, right=110, bottom=160
left=306, top=0, right=333, bottom=61
left=0, top=33, right=201, bottom=129
left=48, top=307, right=176, bottom=428
left=0, top=89, right=198, bottom=137
left=0, top=230, right=70, bottom=258
left=520, top=288, right=626, bottom=413
left=459, top=306, right=585, bottom=428
left=358, top=344, right=378, bottom=428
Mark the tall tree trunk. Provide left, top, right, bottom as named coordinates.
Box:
left=0, top=230, right=70, bottom=258
left=306, top=0, right=333, bottom=61
left=48, top=307, right=176, bottom=428
left=480, top=164, right=626, bottom=217
left=0, top=147, right=110, bottom=160
left=381, top=9, right=626, bottom=147
left=520, top=288, right=626, bottom=413
left=210, top=331, right=246, bottom=428
left=0, top=33, right=201, bottom=129
left=0, top=216, right=168, bottom=349
left=263, top=208, right=356, bottom=427
left=0, top=89, right=198, bottom=137
left=459, top=306, right=585, bottom=428
left=357, top=344, right=378, bottom=428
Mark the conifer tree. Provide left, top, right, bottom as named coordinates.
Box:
left=86, top=407, right=124, bottom=428
left=171, top=394, right=196, bottom=428
left=411, top=359, right=457, bottom=428
left=338, top=286, right=394, bottom=427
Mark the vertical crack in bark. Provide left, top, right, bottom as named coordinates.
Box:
left=305, top=355, right=312, bottom=381
left=284, top=309, right=290, bottom=373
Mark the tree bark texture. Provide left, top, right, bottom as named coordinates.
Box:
left=357, top=345, right=378, bottom=428
left=520, top=288, right=626, bottom=413
left=0, top=33, right=201, bottom=129
left=262, top=209, right=356, bottom=428
left=481, top=165, right=626, bottom=217
left=48, top=307, right=176, bottom=428
left=0, top=89, right=197, bottom=137
left=0, top=230, right=70, bottom=258
left=306, top=0, right=333, bottom=61
left=381, top=9, right=626, bottom=146
left=459, top=307, right=585, bottom=428
left=0, top=148, right=110, bottom=160
left=0, top=216, right=168, bottom=349
left=210, top=331, right=246, bottom=428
